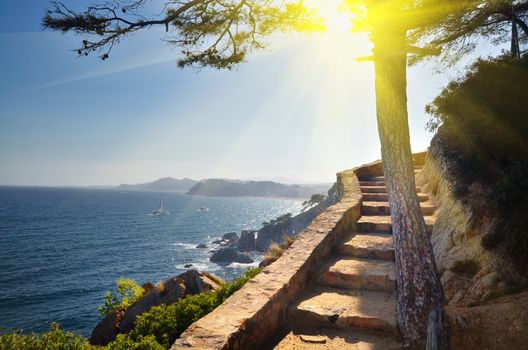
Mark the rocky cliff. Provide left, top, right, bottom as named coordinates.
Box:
left=90, top=270, right=223, bottom=346
left=417, top=134, right=528, bottom=349
left=417, top=133, right=523, bottom=306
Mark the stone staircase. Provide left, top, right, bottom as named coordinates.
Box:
left=271, top=165, right=436, bottom=349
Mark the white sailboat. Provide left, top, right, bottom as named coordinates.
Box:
left=151, top=199, right=169, bottom=216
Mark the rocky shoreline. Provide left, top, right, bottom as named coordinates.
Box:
left=89, top=185, right=338, bottom=346
left=192, top=186, right=338, bottom=266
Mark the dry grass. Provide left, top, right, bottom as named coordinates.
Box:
left=155, top=281, right=166, bottom=293
left=263, top=235, right=296, bottom=264
left=264, top=243, right=284, bottom=260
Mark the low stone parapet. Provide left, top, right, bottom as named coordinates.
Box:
left=172, top=168, right=364, bottom=350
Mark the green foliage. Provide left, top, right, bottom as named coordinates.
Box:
left=261, top=213, right=292, bottom=228
left=426, top=55, right=528, bottom=176
left=302, top=193, right=326, bottom=211
left=0, top=268, right=261, bottom=350
left=98, top=278, right=145, bottom=317
left=105, top=334, right=164, bottom=350
left=427, top=55, right=528, bottom=276
left=0, top=323, right=95, bottom=350
left=43, top=1, right=322, bottom=68
left=115, top=267, right=261, bottom=349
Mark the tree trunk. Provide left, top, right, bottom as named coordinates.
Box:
left=370, top=11, right=449, bottom=350
left=512, top=7, right=520, bottom=58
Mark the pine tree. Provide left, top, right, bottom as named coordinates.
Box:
left=44, top=1, right=528, bottom=348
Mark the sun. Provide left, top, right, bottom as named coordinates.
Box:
left=304, top=0, right=352, bottom=35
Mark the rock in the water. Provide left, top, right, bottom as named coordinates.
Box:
left=210, top=247, right=254, bottom=264
left=237, top=230, right=256, bottom=251
left=196, top=244, right=207, bottom=249
left=222, top=232, right=239, bottom=241
left=89, top=270, right=223, bottom=346
left=212, top=239, right=223, bottom=244
left=184, top=264, right=193, bottom=268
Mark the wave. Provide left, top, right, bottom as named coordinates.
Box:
left=174, top=262, right=221, bottom=272
left=172, top=242, right=197, bottom=249
left=227, top=261, right=260, bottom=268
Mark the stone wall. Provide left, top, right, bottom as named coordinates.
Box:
left=171, top=166, right=365, bottom=350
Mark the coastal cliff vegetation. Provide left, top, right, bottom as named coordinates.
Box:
left=426, top=55, right=528, bottom=277
left=0, top=268, right=260, bottom=350
left=98, top=278, right=145, bottom=317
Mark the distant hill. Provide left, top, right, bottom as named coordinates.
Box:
left=117, top=177, right=199, bottom=192
left=186, top=179, right=330, bottom=199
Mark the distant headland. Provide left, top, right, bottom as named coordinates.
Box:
left=113, top=177, right=330, bottom=199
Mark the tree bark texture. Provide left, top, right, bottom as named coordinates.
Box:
left=370, top=9, right=449, bottom=349
left=512, top=7, right=520, bottom=58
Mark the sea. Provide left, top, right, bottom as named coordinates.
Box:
left=0, top=186, right=303, bottom=337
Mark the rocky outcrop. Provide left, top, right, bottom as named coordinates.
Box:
left=237, top=230, right=256, bottom=251
left=255, top=199, right=333, bottom=252
left=222, top=232, right=238, bottom=241
left=416, top=132, right=521, bottom=306
left=207, top=231, right=256, bottom=264
left=209, top=247, right=254, bottom=264
left=89, top=270, right=223, bottom=346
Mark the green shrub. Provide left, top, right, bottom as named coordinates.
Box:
left=262, top=213, right=292, bottom=228
left=105, top=334, right=164, bottom=350
left=98, top=278, right=145, bottom=317
left=302, top=194, right=326, bottom=211
left=117, top=267, right=261, bottom=348
left=0, top=323, right=94, bottom=350
left=426, top=55, right=528, bottom=174
left=0, top=268, right=261, bottom=350
left=427, top=55, right=528, bottom=276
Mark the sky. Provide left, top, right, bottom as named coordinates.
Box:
left=0, top=1, right=504, bottom=186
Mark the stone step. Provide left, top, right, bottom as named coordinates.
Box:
left=362, top=201, right=436, bottom=216
left=317, top=256, right=395, bottom=291
left=288, top=287, right=397, bottom=334
left=340, top=233, right=394, bottom=261
left=358, top=176, right=384, bottom=182
left=357, top=215, right=392, bottom=233
left=361, top=172, right=420, bottom=182
left=360, top=186, right=422, bottom=194
left=272, top=327, right=401, bottom=350
left=360, top=186, right=388, bottom=193
left=362, top=192, right=429, bottom=202
left=359, top=180, right=386, bottom=187
left=357, top=215, right=436, bottom=233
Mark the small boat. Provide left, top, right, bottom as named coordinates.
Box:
left=198, top=207, right=210, bottom=212
left=151, top=199, right=169, bottom=216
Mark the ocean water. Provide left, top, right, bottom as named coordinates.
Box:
left=0, top=186, right=302, bottom=337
